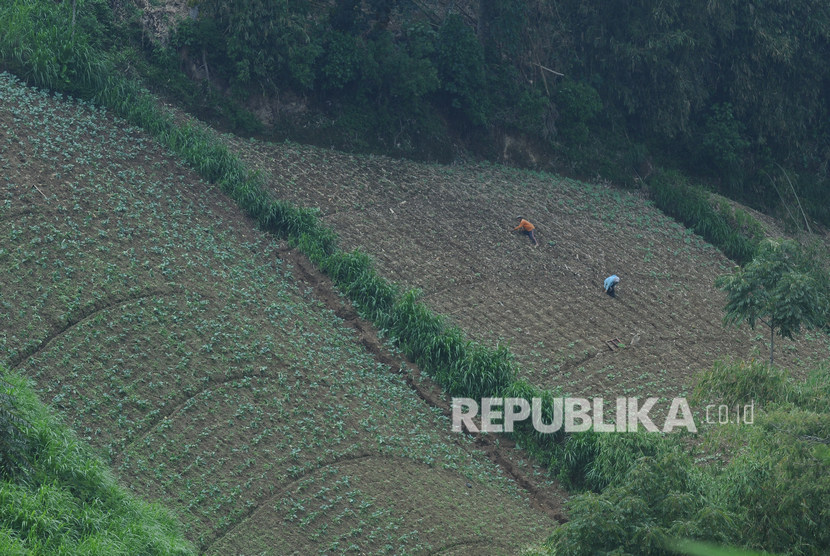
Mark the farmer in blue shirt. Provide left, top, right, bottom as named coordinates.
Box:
left=604, top=275, right=619, bottom=297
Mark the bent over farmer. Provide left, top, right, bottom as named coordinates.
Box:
left=513, top=217, right=539, bottom=246
left=604, top=275, right=620, bottom=297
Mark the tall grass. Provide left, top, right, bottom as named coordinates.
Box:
left=650, top=170, right=763, bottom=264
left=692, top=359, right=790, bottom=409
left=0, top=0, right=107, bottom=97
left=387, top=290, right=515, bottom=399
left=0, top=367, right=194, bottom=555
left=0, top=379, right=33, bottom=482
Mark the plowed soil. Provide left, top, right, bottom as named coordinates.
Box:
left=228, top=138, right=830, bottom=410
left=0, top=73, right=563, bottom=555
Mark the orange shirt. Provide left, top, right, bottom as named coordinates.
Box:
left=514, top=219, right=535, bottom=232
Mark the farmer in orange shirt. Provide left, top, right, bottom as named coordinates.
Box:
left=513, top=216, right=539, bottom=246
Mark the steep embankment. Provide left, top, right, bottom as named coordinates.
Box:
left=0, top=72, right=560, bottom=555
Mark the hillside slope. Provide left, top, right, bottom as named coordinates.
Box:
left=227, top=138, right=830, bottom=409
left=0, top=367, right=195, bottom=555
left=0, top=73, right=559, bottom=554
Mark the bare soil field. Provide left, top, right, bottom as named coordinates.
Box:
left=227, top=138, right=830, bottom=410
left=0, top=74, right=560, bottom=554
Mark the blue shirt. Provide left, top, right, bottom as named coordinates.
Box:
left=604, top=275, right=619, bottom=291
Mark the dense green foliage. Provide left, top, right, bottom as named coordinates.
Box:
left=434, top=15, right=489, bottom=126
left=555, top=0, right=830, bottom=213
left=0, top=368, right=194, bottom=555
left=649, top=170, right=764, bottom=264
left=717, top=239, right=830, bottom=364
left=544, top=360, right=830, bottom=556
left=195, top=0, right=319, bottom=90
left=162, top=0, right=830, bottom=225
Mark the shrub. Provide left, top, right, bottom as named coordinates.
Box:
left=693, top=359, right=791, bottom=410
left=649, top=170, right=760, bottom=264
left=716, top=406, right=830, bottom=554
left=547, top=448, right=729, bottom=556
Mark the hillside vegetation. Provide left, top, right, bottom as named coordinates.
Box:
left=144, top=0, right=830, bottom=227
left=2, top=0, right=829, bottom=554
left=0, top=71, right=557, bottom=554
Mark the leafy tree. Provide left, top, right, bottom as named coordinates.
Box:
left=720, top=405, right=830, bottom=553
left=480, top=0, right=527, bottom=64
left=701, top=103, right=749, bottom=175
left=365, top=29, right=438, bottom=113
left=557, top=0, right=714, bottom=140
left=316, top=30, right=362, bottom=92
left=435, top=14, right=489, bottom=126
left=314, top=25, right=440, bottom=153
left=198, top=0, right=322, bottom=91
left=547, top=445, right=732, bottom=555
left=716, top=239, right=829, bottom=365
left=554, top=79, right=602, bottom=144
left=545, top=361, right=830, bottom=556
left=329, top=0, right=360, bottom=33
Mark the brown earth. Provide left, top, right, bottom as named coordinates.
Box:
left=0, top=72, right=563, bottom=554
left=226, top=137, right=830, bottom=417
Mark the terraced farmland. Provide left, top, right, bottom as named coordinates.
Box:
left=226, top=138, right=830, bottom=412
left=4, top=60, right=829, bottom=554
left=0, top=73, right=559, bottom=555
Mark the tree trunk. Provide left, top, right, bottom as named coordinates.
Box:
left=202, top=47, right=210, bottom=83
left=769, top=325, right=774, bottom=366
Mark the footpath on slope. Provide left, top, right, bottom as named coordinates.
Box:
left=278, top=245, right=569, bottom=524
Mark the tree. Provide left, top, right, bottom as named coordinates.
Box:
left=435, top=15, right=489, bottom=126
left=198, top=0, right=322, bottom=91
left=716, top=238, right=829, bottom=365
